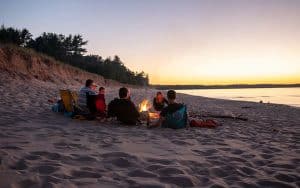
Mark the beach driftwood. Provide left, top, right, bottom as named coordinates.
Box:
left=200, top=114, right=248, bottom=121
left=189, top=112, right=248, bottom=121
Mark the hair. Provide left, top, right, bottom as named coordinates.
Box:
left=156, top=91, right=162, bottom=96
left=167, top=90, right=176, bottom=100
left=85, top=79, right=94, bottom=87
left=99, top=87, right=105, bottom=91
left=119, top=87, right=129, bottom=98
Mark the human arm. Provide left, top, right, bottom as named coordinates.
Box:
left=148, top=108, right=167, bottom=128
left=164, top=98, right=169, bottom=105
left=130, top=101, right=140, bottom=118
left=107, top=100, right=116, bottom=117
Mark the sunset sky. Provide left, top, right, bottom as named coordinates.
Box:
left=1, top=0, right=299, bottom=85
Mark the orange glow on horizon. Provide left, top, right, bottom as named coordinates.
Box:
left=126, top=40, right=300, bottom=85
left=150, top=74, right=300, bottom=85
left=87, top=1, right=300, bottom=86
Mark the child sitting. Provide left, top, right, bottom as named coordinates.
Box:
left=96, top=87, right=107, bottom=117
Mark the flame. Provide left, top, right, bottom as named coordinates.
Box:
left=139, top=99, right=151, bottom=112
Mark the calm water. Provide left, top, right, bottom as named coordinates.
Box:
left=178, top=87, right=300, bottom=108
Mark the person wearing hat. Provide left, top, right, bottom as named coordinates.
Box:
left=78, top=79, right=98, bottom=114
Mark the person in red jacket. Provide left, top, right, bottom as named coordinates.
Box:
left=96, top=87, right=107, bottom=117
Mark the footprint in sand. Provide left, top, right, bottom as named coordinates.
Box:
left=219, top=147, right=231, bottom=152
left=192, top=149, right=218, bottom=156
left=16, top=179, right=39, bottom=188
left=145, top=164, right=166, bottom=171
left=24, top=154, right=41, bottom=161
left=70, top=170, right=102, bottom=179
left=237, top=182, right=259, bottom=188
left=210, top=167, right=229, bottom=178
left=260, top=153, right=273, bottom=159
left=268, top=163, right=296, bottom=170
left=224, top=175, right=241, bottom=184
left=210, top=184, right=226, bottom=188
left=10, top=159, right=28, bottom=170
left=146, top=158, right=174, bottom=165
left=256, top=180, right=295, bottom=188
left=111, top=157, right=134, bottom=168
left=197, top=177, right=211, bottom=186
left=101, top=152, right=137, bottom=160
left=30, top=151, right=62, bottom=160
left=230, top=148, right=244, bottom=155
left=171, top=139, right=190, bottom=145
left=31, top=165, right=59, bottom=175
left=252, top=159, right=268, bottom=166
left=1, top=145, right=22, bottom=150
left=101, top=152, right=138, bottom=168
left=274, top=173, right=297, bottom=183
left=159, top=175, right=195, bottom=187
left=238, top=166, right=257, bottom=176
left=41, top=175, right=62, bottom=184
left=128, top=169, right=158, bottom=178
left=100, top=137, right=116, bottom=147
left=71, top=154, right=98, bottom=163
left=241, top=154, right=256, bottom=159
left=227, top=156, right=247, bottom=163
left=53, top=141, right=72, bottom=149
left=157, top=167, right=185, bottom=176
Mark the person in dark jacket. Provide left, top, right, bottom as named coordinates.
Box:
left=160, top=90, right=184, bottom=119
left=108, top=87, right=140, bottom=125
left=153, top=91, right=168, bottom=111
left=149, top=90, right=187, bottom=128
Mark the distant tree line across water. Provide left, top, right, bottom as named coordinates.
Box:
left=154, top=84, right=300, bottom=90
left=0, top=25, right=149, bottom=86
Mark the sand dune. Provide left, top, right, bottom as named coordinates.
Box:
left=0, top=71, right=299, bottom=188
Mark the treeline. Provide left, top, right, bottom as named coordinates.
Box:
left=154, top=84, right=300, bottom=90
left=0, top=25, right=149, bottom=86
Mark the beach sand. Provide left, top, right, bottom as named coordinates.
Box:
left=0, top=73, right=299, bottom=188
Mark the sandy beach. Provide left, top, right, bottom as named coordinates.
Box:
left=1, top=1, right=300, bottom=187
left=0, top=71, right=299, bottom=188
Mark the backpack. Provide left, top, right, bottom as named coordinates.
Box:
left=162, top=105, right=187, bottom=129
left=51, top=100, right=65, bottom=113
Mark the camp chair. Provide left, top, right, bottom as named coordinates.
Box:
left=162, top=105, right=188, bottom=129
left=59, top=90, right=78, bottom=112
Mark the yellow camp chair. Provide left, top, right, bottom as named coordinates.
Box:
left=59, top=90, right=78, bottom=112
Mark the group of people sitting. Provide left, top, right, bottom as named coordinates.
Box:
left=54, top=79, right=219, bottom=129
left=75, top=79, right=190, bottom=128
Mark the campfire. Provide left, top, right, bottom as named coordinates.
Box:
left=139, top=99, right=159, bottom=124
left=139, top=99, right=151, bottom=112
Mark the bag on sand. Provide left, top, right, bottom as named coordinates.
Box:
left=190, top=119, right=218, bottom=128
left=162, top=105, right=187, bottom=129
left=51, top=100, right=64, bottom=113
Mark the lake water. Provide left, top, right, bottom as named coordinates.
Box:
left=178, top=87, right=300, bottom=108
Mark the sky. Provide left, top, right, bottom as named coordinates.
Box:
left=1, top=0, right=299, bottom=85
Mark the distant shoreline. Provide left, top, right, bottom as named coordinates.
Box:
left=152, top=84, right=300, bottom=90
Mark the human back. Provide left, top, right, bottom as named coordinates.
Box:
left=78, top=79, right=97, bottom=111
left=156, top=90, right=187, bottom=129
left=108, top=87, right=140, bottom=125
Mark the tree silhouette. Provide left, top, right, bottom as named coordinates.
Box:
left=0, top=25, right=149, bottom=86
left=0, top=25, right=32, bottom=46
